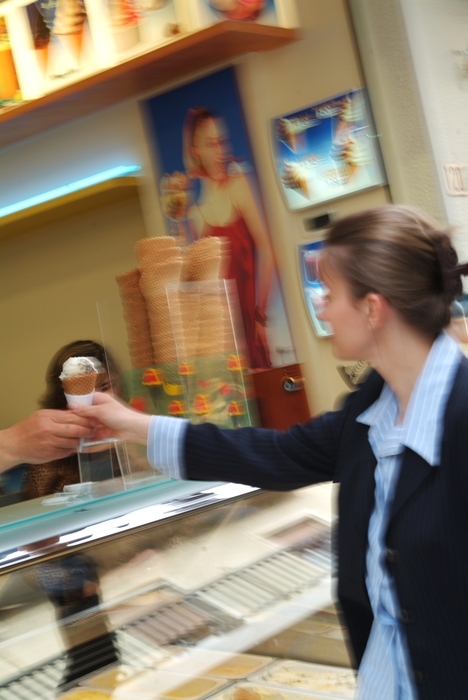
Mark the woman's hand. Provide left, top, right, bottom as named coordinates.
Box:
left=70, top=393, right=151, bottom=446
left=0, top=410, right=94, bottom=472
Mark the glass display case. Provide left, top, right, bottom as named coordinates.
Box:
left=0, top=479, right=353, bottom=700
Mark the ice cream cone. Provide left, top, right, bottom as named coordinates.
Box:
left=60, top=356, right=98, bottom=407
left=134, top=236, right=176, bottom=266
left=35, top=44, right=49, bottom=76
left=62, top=372, right=97, bottom=396
left=57, top=29, right=84, bottom=66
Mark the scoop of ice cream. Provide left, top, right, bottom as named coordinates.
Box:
left=53, top=0, right=87, bottom=35
left=160, top=171, right=192, bottom=220
left=137, top=0, right=166, bottom=8
left=0, top=18, right=11, bottom=47
left=340, top=95, right=365, bottom=123
left=59, top=356, right=97, bottom=380
left=281, top=162, right=310, bottom=198
left=344, top=135, right=372, bottom=166
left=110, top=0, right=140, bottom=29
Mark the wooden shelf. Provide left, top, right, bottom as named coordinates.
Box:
left=0, top=21, right=298, bottom=150
left=0, top=175, right=140, bottom=239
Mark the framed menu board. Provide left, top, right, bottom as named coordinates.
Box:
left=273, top=88, right=387, bottom=211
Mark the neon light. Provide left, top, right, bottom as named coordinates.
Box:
left=0, top=165, right=141, bottom=219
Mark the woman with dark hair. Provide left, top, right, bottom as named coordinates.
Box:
left=23, top=340, right=121, bottom=687
left=183, top=107, right=274, bottom=369
left=25, top=340, right=122, bottom=499
left=77, top=204, right=468, bottom=699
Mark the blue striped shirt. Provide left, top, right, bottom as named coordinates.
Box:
left=356, top=332, right=461, bottom=699
left=147, top=414, right=188, bottom=479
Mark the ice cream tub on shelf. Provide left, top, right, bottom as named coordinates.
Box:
left=58, top=689, right=112, bottom=700
left=207, top=681, right=343, bottom=700
left=247, top=661, right=356, bottom=698
left=162, top=648, right=273, bottom=680
left=80, top=665, right=146, bottom=690
left=86, top=669, right=229, bottom=699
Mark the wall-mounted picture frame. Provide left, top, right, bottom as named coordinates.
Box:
left=273, top=88, right=387, bottom=211
left=144, top=66, right=296, bottom=370
left=87, top=0, right=183, bottom=70
left=1, top=0, right=185, bottom=100
left=298, top=240, right=332, bottom=338
left=6, top=0, right=100, bottom=99
left=178, top=0, right=298, bottom=31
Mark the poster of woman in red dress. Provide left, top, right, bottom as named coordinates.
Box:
left=182, top=107, right=273, bottom=368
left=145, top=67, right=295, bottom=371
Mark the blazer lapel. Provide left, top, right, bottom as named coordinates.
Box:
left=389, top=448, right=432, bottom=523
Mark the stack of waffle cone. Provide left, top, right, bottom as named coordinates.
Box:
left=134, top=236, right=177, bottom=267
left=138, top=255, right=184, bottom=365
left=182, top=237, right=228, bottom=282
left=175, top=288, right=201, bottom=359
left=196, top=288, right=232, bottom=357
left=116, top=268, right=154, bottom=369
left=117, top=234, right=235, bottom=375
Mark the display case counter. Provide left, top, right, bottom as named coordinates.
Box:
left=0, top=481, right=352, bottom=700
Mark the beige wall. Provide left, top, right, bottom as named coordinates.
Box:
left=0, top=197, right=147, bottom=427
left=0, top=102, right=162, bottom=428
left=0, top=0, right=395, bottom=428
left=238, top=0, right=390, bottom=413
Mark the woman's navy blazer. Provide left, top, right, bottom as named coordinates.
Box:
left=184, top=360, right=468, bottom=700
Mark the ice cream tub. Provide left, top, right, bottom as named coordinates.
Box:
left=247, top=661, right=356, bottom=698
left=58, top=689, right=112, bottom=700
left=208, top=682, right=343, bottom=700
left=89, top=669, right=228, bottom=699
left=163, top=649, right=273, bottom=680
left=80, top=664, right=145, bottom=690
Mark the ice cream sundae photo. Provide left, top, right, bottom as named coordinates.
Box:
left=276, top=114, right=315, bottom=154
left=160, top=171, right=193, bottom=244
left=107, top=0, right=141, bottom=53
left=329, top=93, right=364, bottom=162
left=280, top=161, right=310, bottom=199
left=53, top=0, right=87, bottom=66
left=207, top=0, right=268, bottom=22
left=274, top=89, right=385, bottom=210
left=26, top=0, right=91, bottom=82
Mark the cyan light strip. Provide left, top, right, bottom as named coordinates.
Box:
left=0, top=165, right=141, bottom=219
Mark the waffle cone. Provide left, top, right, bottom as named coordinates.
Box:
left=116, top=268, right=141, bottom=292
left=188, top=237, right=222, bottom=260
left=134, top=236, right=176, bottom=265
left=62, top=373, right=97, bottom=395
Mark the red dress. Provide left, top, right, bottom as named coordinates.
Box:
left=200, top=211, right=271, bottom=369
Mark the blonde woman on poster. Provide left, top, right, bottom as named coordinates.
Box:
left=183, top=107, right=274, bottom=369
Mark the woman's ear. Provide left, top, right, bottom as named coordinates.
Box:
left=363, top=293, right=388, bottom=329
